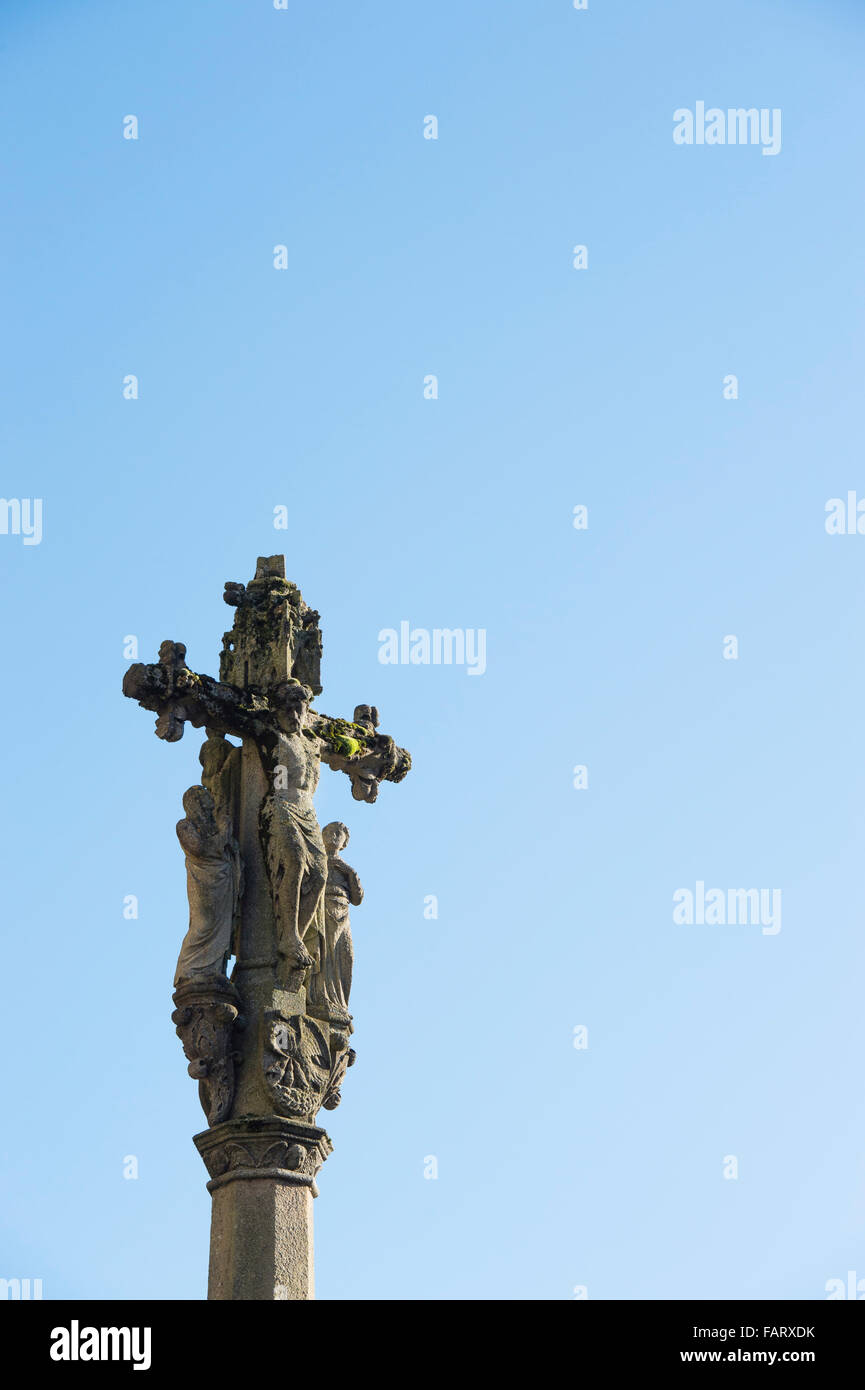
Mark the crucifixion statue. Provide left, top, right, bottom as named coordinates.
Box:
left=122, top=556, right=410, bottom=1299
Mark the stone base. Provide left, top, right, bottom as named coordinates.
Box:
left=194, top=1116, right=332, bottom=1301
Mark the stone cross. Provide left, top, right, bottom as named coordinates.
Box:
left=122, top=556, right=410, bottom=1299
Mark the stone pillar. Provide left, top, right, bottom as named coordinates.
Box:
left=194, top=1117, right=333, bottom=1300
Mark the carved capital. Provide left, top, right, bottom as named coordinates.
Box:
left=262, top=1008, right=355, bottom=1122
left=194, top=1116, right=333, bottom=1196
left=171, top=979, right=242, bottom=1126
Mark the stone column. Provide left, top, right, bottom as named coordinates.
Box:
left=194, top=1117, right=333, bottom=1300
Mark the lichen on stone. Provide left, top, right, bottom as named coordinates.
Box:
left=317, top=719, right=368, bottom=759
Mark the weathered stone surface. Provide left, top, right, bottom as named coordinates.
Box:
left=171, top=979, right=242, bottom=1127
left=219, top=554, right=323, bottom=698
left=307, top=822, right=363, bottom=1026
left=195, top=1117, right=331, bottom=1301
left=122, top=557, right=410, bottom=1299
left=174, top=785, right=242, bottom=987
left=195, top=1114, right=332, bottom=1189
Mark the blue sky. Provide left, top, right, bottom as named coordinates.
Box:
left=2, top=0, right=864, bottom=1300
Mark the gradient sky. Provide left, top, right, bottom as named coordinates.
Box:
left=2, top=0, right=864, bottom=1300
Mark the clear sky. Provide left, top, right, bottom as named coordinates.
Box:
left=2, top=0, right=864, bottom=1301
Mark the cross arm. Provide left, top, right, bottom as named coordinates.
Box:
left=122, top=641, right=271, bottom=743
left=308, top=708, right=411, bottom=803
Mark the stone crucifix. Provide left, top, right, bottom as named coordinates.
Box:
left=122, top=556, right=410, bottom=1300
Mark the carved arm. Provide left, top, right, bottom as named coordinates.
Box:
left=122, top=648, right=271, bottom=743
left=309, top=712, right=411, bottom=802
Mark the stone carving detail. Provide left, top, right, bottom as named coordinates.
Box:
left=257, top=681, right=329, bottom=988
left=153, top=640, right=190, bottom=743
left=171, top=982, right=241, bottom=1126
left=219, top=558, right=323, bottom=697
left=322, top=1041, right=356, bottom=1112
left=174, top=785, right=243, bottom=988
left=307, top=822, right=363, bottom=1025
left=195, top=1117, right=333, bottom=1190
left=122, top=555, right=411, bottom=1149
left=262, top=1011, right=333, bottom=1120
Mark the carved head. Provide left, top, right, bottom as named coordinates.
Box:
left=349, top=769, right=379, bottom=803
left=271, top=679, right=311, bottom=734
left=182, top=784, right=217, bottom=834
left=322, top=821, right=350, bottom=856
left=352, top=704, right=379, bottom=731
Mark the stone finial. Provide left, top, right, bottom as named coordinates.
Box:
left=219, top=558, right=322, bottom=695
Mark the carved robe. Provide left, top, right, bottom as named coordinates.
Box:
left=174, top=816, right=242, bottom=985
left=306, top=853, right=363, bottom=1016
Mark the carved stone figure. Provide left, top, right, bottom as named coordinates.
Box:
left=307, top=822, right=363, bottom=1020
left=174, top=785, right=243, bottom=987
left=127, top=692, right=404, bottom=996
left=256, top=680, right=328, bottom=986
left=199, top=727, right=241, bottom=827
